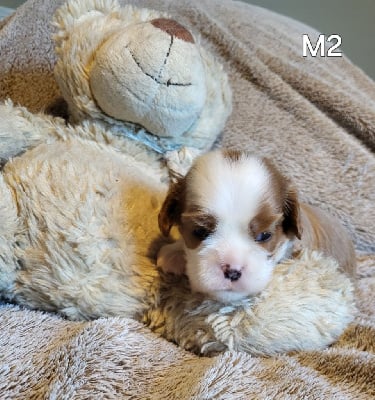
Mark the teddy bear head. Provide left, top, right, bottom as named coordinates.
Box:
left=90, top=17, right=207, bottom=138
left=53, top=0, right=232, bottom=153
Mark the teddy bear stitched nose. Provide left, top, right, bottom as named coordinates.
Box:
left=151, top=18, right=195, bottom=43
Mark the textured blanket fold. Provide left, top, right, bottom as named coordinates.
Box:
left=0, top=0, right=374, bottom=398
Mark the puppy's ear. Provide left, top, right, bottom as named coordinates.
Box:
left=282, top=186, right=302, bottom=240
left=158, top=177, right=186, bottom=237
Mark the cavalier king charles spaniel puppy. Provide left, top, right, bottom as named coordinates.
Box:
left=157, top=150, right=356, bottom=303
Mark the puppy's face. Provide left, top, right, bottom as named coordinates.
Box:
left=159, top=150, right=301, bottom=303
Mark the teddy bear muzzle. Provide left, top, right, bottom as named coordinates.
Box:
left=89, top=18, right=207, bottom=138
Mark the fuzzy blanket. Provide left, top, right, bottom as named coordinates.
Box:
left=0, top=0, right=374, bottom=398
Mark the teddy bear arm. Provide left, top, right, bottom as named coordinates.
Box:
left=0, top=101, right=62, bottom=162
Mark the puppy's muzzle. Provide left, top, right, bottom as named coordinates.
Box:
left=221, top=264, right=242, bottom=282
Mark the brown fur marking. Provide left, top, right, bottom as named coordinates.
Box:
left=262, top=158, right=302, bottom=239
left=181, top=209, right=218, bottom=249
left=158, top=177, right=186, bottom=237
left=249, top=204, right=284, bottom=253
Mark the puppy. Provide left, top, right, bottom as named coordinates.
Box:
left=157, top=150, right=356, bottom=303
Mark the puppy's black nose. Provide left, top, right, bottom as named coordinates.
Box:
left=222, top=265, right=242, bottom=282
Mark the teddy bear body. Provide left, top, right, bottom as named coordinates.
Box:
left=0, top=109, right=166, bottom=320
left=0, top=115, right=356, bottom=350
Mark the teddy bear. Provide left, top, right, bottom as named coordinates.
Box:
left=0, top=0, right=356, bottom=356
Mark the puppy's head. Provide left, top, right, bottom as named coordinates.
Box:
left=159, top=150, right=301, bottom=303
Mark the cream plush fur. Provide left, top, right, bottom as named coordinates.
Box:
left=0, top=0, right=356, bottom=356
left=145, top=251, right=356, bottom=356
left=0, top=101, right=166, bottom=320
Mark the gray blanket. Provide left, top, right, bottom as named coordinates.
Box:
left=0, top=0, right=374, bottom=398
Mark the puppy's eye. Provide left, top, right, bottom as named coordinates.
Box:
left=192, top=227, right=210, bottom=241
left=255, top=232, right=272, bottom=243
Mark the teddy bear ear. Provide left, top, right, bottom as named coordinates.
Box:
left=158, top=178, right=186, bottom=237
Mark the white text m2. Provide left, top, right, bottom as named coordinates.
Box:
left=302, top=34, right=342, bottom=57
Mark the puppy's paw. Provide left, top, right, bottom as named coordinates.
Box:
left=157, top=241, right=186, bottom=275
